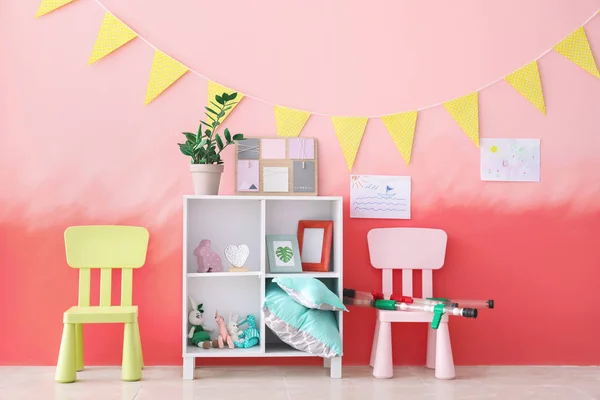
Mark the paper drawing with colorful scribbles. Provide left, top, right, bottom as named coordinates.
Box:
left=350, top=175, right=411, bottom=219
left=480, top=138, right=540, bottom=182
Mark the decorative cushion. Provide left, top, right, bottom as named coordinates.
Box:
left=263, top=281, right=342, bottom=358
left=273, top=277, right=348, bottom=312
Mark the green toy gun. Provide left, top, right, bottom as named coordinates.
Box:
left=343, top=288, right=482, bottom=329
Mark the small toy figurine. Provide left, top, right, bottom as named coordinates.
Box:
left=214, top=310, right=234, bottom=349
left=233, top=315, right=260, bottom=349
left=194, top=239, right=223, bottom=273
left=226, top=313, right=244, bottom=343
left=187, top=297, right=213, bottom=348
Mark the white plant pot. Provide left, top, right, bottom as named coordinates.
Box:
left=190, top=164, right=224, bottom=195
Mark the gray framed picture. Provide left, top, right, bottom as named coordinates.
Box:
left=266, top=235, right=303, bottom=273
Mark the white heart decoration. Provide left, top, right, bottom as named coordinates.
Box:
left=224, top=244, right=250, bottom=267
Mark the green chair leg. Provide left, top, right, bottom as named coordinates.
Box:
left=56, top=323, right=77, bottom=383
left=122, top=322, right=142, bottom=382
left=134, top=320, right=144, bottom=369
left=75, top=324, right=84, bottom=372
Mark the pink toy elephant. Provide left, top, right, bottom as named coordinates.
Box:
left=194, top=239, right=223, bottom=273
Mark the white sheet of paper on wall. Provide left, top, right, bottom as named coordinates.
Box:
left=480, top=138, right=540, bottom=182
left=350, top=175, right=411, bottom=219
left=263, top=167, right=289, bottom=192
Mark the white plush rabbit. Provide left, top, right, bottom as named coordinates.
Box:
left=187, top=297, right=213, bottom=348
left=226, top=313, right=244, bottom=343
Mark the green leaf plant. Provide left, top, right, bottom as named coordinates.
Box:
left=177, top=92, right=245, bottom=164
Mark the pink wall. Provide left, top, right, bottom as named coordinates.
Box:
left=2, top=0, right=600, bottom=366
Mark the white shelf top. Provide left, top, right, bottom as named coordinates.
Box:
left=187, top=271, right=261, bottom=278
left=184, top=195, right=342, bottom=201
left=265, top=272, right=340, bottom=278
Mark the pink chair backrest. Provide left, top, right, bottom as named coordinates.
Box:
left=367, top=228, right=448, bottom=299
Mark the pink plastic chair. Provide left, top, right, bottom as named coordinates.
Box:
left=367, top=228, right=455, bottom=380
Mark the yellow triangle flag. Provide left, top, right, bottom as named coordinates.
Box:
left=274, top=106, right=311, bottom=137
left=554, top=27, right=600, bottom=79
left=505, top=61, right=546, bottom=114
left=331, top=116, right=368, bottom=170
left=144, top=50, right=189, bottom=105
left=35, top=0, right=76, bottom=17
left=443, top=92, right=479, bottom=147
left=88, top=12, right=137, bottom=64
left=207, top=82, right=244, bottom=123
left=381, top=111, right=418, bottom=165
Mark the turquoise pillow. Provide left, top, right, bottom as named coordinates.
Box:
left=273, top=277, right=348, bottom=312
left=263, top=281, right=342, bottom=358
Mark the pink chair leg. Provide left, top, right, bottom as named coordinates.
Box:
left=434, top=322, right=455, bottom=379
left=426, top=325, right=436, bottom=369
left=372, top=321, right=393, bottom=379
left=370, top=318, right=380, bottom=367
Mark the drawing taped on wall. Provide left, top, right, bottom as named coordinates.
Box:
left=350, top=175, right=411, bottom=219
left=480, top=138, right=541, bottom=182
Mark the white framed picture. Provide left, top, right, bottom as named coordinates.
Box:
left=266, top=235, right=303, bottom=273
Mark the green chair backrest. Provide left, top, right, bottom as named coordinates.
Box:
left=64, top=226, right=149, bottom=307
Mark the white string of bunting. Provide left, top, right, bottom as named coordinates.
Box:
left=36, top=1, right=600, bottom=169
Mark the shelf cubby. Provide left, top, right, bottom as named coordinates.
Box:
left=265, top=198, right=342, bottom=274
left=185, top=197, right=262, bottom=274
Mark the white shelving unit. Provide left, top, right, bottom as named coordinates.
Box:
left=182, top=195, right=344, bottom=380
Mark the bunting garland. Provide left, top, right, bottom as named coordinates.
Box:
left=443, top=92, right=480, bottom=147
left=144, top=50, right=189, bottom=105
left=35, top=1, right=600, bottom=168
left=381, top=111, right=418, bottom=165
left=505, top=61, right=546, bottom=114
left=274, top=106, right=311, bottom=137
left=88, top=12, right=137, bottom=64
left=35, top=0, right=76, bottom=17
left=553, top=27, right=600, bottom=79
left=331, top=117, right=369, bottom=170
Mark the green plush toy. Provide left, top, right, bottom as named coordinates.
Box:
left=187, top=297, right=213, bottom=347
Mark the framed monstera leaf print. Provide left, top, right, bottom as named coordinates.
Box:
left=266, top=235, right=303, bottom=273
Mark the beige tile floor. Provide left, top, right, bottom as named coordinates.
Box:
left=0, top=366, right=598, bottom=400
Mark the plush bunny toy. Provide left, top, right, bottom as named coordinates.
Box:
left=214, top=310, right=235, bottom=349
left=227, top=313, right=244, bottom=343
left=187, top=297, right=213, bottom=349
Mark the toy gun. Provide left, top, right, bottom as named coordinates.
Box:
left=343, top=288, right=494, bottom=309
left=342, top=288, right=481, bottom=329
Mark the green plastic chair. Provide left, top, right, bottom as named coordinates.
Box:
left=55, top=225, right=149, bottom=383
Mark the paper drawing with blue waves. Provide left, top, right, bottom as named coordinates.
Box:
left=350, top=175, right=411, bottom=219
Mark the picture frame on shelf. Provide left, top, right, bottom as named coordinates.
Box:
left=297, top=220, right=333, bottom=272
left=266, top=235, right=303, bottom=273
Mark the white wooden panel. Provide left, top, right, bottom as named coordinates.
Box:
left=183, top=198, right=189, bottom=357
left=259, top=199, right=267, bottom=354
left=332, top=199, right=343, bottom=348
left=402, top=269, right=413, bottom=296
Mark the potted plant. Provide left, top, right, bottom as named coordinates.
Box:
left=178, top=92, right=245, bottom=195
